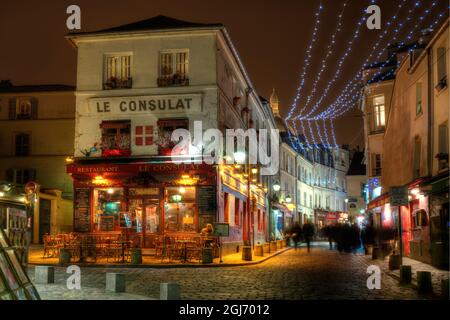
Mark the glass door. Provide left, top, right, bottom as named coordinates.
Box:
left=143, top=199, right=160, bottom=248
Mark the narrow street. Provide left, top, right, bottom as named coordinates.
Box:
left=28, top=244, right=430, bottom=300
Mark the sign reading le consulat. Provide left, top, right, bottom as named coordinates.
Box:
left=88, top=94, right=202, bottom=115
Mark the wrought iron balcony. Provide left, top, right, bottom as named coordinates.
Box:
left=157, top=74, right=189, bottom=87
left=103, top=77, right=133, bottom=90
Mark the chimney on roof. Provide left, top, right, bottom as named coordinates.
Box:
left=418, top=28, right=434, bottom=46
left=0, top=80, right=12, bottom=87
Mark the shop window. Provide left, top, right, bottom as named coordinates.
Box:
left=93, top=188, right=125, bottom=232
left=135, top=125, right=154, bottom=146
left=164, top=186, right=196, bottom=232
left=156, top=118, right=189, bottom=156
left=234, top=198, right=240, bottom=226
left=104, top=54, right=132, bottom=89
left=158, top=50, right=189, bottom=86
left=412, top=209, right=428, bottom=229
left=100, top=121, right=131, bottom=157
left=15, top=133, right=30, bottom=156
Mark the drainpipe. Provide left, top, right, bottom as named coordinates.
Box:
left=427, top=48, right=434, bottom=177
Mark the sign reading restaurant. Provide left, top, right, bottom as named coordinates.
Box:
left=87, top=94, right=202, bottom=115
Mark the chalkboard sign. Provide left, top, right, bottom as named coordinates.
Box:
left=213, top=223, right=229, bottom=237
left=197, top=186, right=217, bottom=215
left=74, top=188, right=91, bottom=232
left=99, top=216, right=115, bottom=231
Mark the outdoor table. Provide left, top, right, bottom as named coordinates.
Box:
left=176, top=240, right=194, bottom=263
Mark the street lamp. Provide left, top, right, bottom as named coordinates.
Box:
left=272, top=183, right=281, bottom=192
left=233, top=151, right=246, bottom=164
left=172, top=194, right=182, bottom=202
left=285, top=195, right=292, bottom=203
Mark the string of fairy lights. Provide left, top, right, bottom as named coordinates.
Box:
left=283, top=0, right=447, bottom=152
left=313, top=0, right=441, bottom=123
left=294, top=0, right=412, bottom=149
left=312, top=1, right=446, bottom=143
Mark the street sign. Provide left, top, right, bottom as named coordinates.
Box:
left=390, top=186, right=409, bottom=206
left=213, top=223, right=230, bottom=237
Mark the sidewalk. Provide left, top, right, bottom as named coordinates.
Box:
left=33, top=283, right=154, bottom=300
left=28, top=244, right=291, bottom=268
left=363, top=254, right=449, bottom=298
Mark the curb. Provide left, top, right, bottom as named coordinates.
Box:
left=29, top=247, right=292, bottom=269
left=364, top=256, right=445, bottom=299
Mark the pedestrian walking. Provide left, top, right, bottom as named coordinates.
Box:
left=323, top=225, right=333, bottom=250
left=292, top=223, right=303, bottom=250
left=302, top=222, right=315, bottom=253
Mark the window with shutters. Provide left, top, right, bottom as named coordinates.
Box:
left=100, top=120, right=131, bottom=157
left=436, top=47, right=447, bottom=91
left=437, top=122, right=449, bottom=170
left=156, top=118, right=189, bottom=156
left=234, top=198, right=240, bottom=226
left=15, top=133, right=30, bottom=156
left=158, top=50, right=189, bottom=87
left=6, top=168, right=36, bottom=185
left=103, top=54, right=132, bottom=89
left=9, top=97, right=38, bottom=120
left=135, top=125, right=154, bottom=146
left=416, top=83, right=423, bottom=116
left=372, top=153, right=382, bottom=176
left=223, top=192, right=229, bottom=223
left=413, top=137, right=421, bottom=179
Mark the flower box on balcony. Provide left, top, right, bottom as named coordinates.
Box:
left=157, top=75, right=189, bottom=87
left=103, top=77, right=133, bottom=90
left=102, top=149, right=131, bottom=157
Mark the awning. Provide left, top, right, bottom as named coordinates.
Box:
left=367, top=193, right=389, bottom=210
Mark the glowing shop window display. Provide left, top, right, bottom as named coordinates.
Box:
left=93, top=187, right=125, bottom=231
left=164, top=186, right=196, bottom=232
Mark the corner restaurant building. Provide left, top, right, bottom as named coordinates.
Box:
left=65, top=16, right=272, bottom=255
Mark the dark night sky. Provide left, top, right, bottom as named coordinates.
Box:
left=1, top=0, right=448, bottom=148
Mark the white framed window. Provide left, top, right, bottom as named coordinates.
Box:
left=373, top=95, right=385, bottom=130
left=104, top=53, right=132, bottom=89
left=159, top=50, right=189, bottom=79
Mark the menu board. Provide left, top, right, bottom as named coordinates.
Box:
left=99, top=216, right=115, bottom=231
left=74, top=188, right=91, bottom=232
left=197, top=186, right=217, bottom=215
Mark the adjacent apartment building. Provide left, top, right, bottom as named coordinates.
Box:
left=0, top=82, right=75, bottom=243
left=364, top=19, right=449, bottom=269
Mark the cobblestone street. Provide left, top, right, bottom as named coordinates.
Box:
left=28, top=244, right=441, bottom=300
